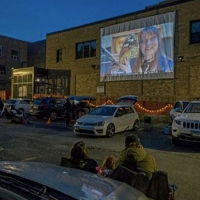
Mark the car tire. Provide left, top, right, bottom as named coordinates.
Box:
left=50, top=111, right=57, bottom=121
left=106, top=123, right=115, bottom=138
left=172, top=136, right=181, bottom=146
left=132, top=119, right=140, bottom=131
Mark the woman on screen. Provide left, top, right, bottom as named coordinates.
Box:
left=132, top=26, right=173, bottom=73
left=117, top=26, right=173, bottom=74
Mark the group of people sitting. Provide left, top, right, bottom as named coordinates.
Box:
left=60, top=134, right=172, bottom=200
left=2, top=105, right=28, bottom=124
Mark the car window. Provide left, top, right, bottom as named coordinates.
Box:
left=185, top=103, right=200, bottom=113
left=124, top=106, right=134, bottom=114
left=90, top=106, right=117, bottom=116
left=116, top=107, right=125, bottom=116
left=56, top=99, right=65, bottom=104
left=33, top=99, right=44, bottom=105
left=182, top=102, right=190, bottom=110
left=20, top=100, right=28, bottom=104
left=6, top=100, right=16, bottom=104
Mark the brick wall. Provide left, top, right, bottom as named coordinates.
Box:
left=46, top=0, right=200, bottom=110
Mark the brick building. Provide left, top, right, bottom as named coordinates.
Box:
left=45, top=0, right=200, bottom=109
left=0, top=35, right=28, bottom=99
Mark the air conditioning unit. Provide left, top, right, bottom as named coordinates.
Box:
left=12, top=55, right=18, bottom=60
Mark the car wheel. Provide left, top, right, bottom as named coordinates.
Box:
left=106, top=123, right=115, bottom=138
left=50, top=111, right=57, bottom=121
left=172, top=136, right=181, bottom=146
left=132, top=119, right=139, bottom=131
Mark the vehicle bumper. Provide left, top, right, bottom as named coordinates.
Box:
left=172, top=127, right=200, bottom=143
left=74, top=124, right=106, bottom=136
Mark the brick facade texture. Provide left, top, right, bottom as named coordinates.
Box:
left=46, top=0, right=200, bottom=109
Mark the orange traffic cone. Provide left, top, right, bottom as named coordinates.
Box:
left=47, top=117, right=51, bottom=125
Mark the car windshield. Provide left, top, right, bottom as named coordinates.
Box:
left=184, top=103, right=200, bottom=113
left=182, top=102, right=190, bottom=109
left=89, top=106, right=117, bottom=116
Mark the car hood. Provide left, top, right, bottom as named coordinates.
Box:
left=0, top=161, right=148, bottom=200
left=176, top=113, right=200, bottom=121
left=78, top=115, right=112, bottom=123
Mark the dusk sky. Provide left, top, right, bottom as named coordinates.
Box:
left=1, top=0, right=164, bottom=42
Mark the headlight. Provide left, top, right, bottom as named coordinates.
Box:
left=96, top=121, right=105, bottom=126
left=175, top=120, right=181, bottom=125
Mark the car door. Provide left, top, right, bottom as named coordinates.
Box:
left=114, top=107, right=127, bottom=132
left=19, top=100, right=31, bottom=114
left=124, top=106, right=135, bottom=127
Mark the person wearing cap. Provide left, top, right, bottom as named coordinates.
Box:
left=116, top=134, right=157, bottom=178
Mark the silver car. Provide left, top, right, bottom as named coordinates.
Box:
left=74, top=104, right=140, bottom=137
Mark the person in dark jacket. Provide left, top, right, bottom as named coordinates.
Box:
left=116, top=134, right=157, bottom=178
left=60, top=141, right=99, bottom=174
left=64, top=98, right=72, bottom=127
left=0, top=97, right=4, bottom=111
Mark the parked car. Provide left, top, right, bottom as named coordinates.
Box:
left=2, top=98, right=32, bottom=114
left=172, top=100, right=200, bottom=146
left=30, top=97, right=66, bottom=120
left=0, top=161, right=149, bottom=200
left=74, top=103, right=139, bottom=138
left=169, top=100, right=190, bottom=120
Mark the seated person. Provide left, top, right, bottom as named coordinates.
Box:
left=60, top=141, right=99, bottom=174
left=116, top=134, right=157, bottom=178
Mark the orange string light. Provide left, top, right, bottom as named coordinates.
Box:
left=84, top=99, right=173, bottom=114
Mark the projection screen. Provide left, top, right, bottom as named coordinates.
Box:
left=100, top=11, right=175, bottom=82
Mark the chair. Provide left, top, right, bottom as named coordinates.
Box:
left=143, top=116, right=153, bottom=131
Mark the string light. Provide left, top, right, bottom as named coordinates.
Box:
left=85, top=99, right=173, bottom=114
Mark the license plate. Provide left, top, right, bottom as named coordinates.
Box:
left=191, top=130, right=200, bottom=136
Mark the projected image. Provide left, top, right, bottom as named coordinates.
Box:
left=100, top=12, right=175, bottom=82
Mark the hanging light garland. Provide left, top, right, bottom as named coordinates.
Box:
left=83, top=99, right=173, bottom=114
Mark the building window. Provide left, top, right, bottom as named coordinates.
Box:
left=11, top=50, right=19, bottom=60
left=0, top=45, right=2, bottom=57
left=0, top=65, right=6, bottom=75
left=56, top=49, right=62, bottom=62
left=190, top=20, right=200, bottom=44
left=76, top=40, right=96, bottom=59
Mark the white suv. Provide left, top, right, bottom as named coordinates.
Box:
left=172, top=101, right=200, bottom=146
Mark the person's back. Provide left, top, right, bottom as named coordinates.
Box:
left=60, top=141, right=99, bottom=174
left=116, top=134, right=157, bottom=177
left=101, top=155, right=115, bottom=177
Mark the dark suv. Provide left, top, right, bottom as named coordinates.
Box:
left=30, top=97, right=66, bottom=120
